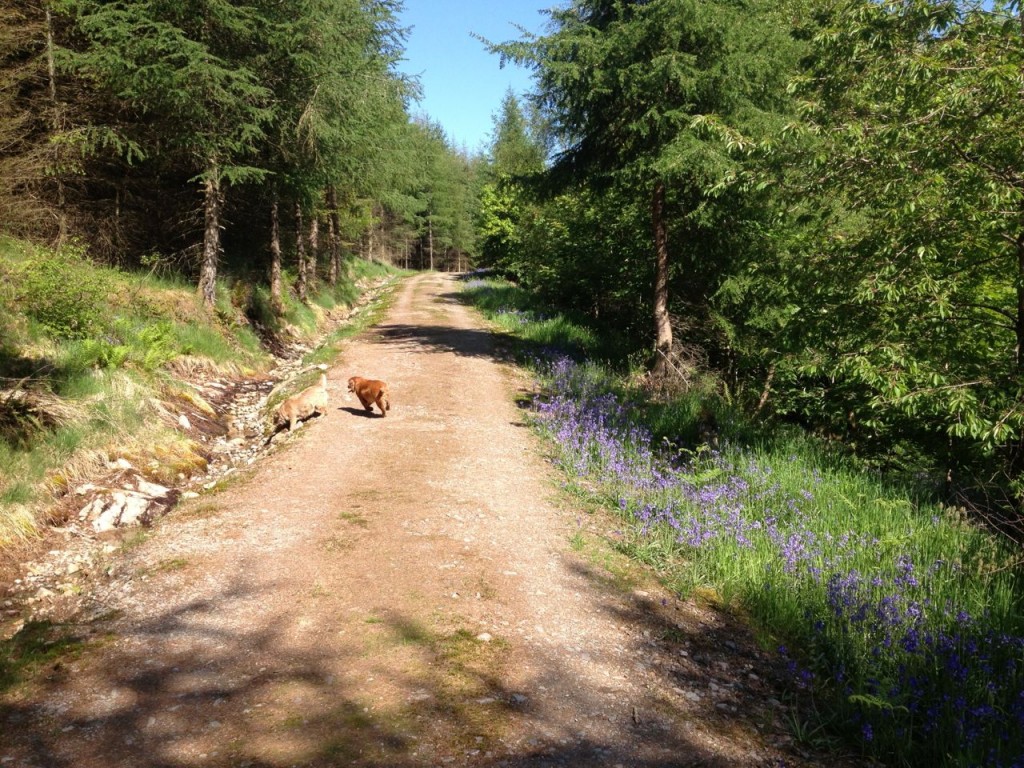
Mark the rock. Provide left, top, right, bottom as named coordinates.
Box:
left=475, top=632, right=493, bottom=643
left=117, top=493, right=154, bottom=527
left=79, top=497, right=105, bottom=522
left=92, top=493, right=129, bottom=533
left=79, top=476, right=178, bottom=532
left=133, top=477, right=171, bottom=499
left=178, top=414, right=192, bottom=430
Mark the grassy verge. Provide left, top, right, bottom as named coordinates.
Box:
left=0, top=235, right=400, bottom=548
left=462, top=275, right=1024, bottom=768
left=460, top=275, right=601, bottom=360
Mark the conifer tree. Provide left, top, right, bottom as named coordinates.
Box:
left=58, top=0, right=273, bottom=307
left=478, top=92, right=546, bottom=275
left=491, top=0, right=796, bottom=377
left=0, top=3, right=51, bottom=238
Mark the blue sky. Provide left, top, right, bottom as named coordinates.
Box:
left=395, top=1, right=554, bottom=155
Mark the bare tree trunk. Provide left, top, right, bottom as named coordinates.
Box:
left=198, top=166, right=221, bottom=310
left=650, top=179, right=673, bottom=378
left=45, top=6, right=67, bottom=246
left=307, top=217, right=319, bottom=291
left=269, top=197, right=283, bottom=314
left=1016, top=225, right=1024, bottom=371
left=326, top=186, right=340, bottom=285
left=756, top=362, right=777, bottom=414
left=295, top=203, right=307, bottom=301
left=428, top=217, right=434, bottom=271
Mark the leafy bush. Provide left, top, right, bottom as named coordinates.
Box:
left=14, top=245, right=113, bottom=340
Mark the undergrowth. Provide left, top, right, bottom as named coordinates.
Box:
left=461, top=274, right=1024, bottom=768
left=0, top=235, right=400, bottom=547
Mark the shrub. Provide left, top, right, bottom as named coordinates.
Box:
left=14, top=244, right=113, bottom=340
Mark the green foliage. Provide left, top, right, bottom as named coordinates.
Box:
left=58, top=0, right=273, bottom=177
left=13, top=246, right=112, bottom=340
left=462, top=276, right=603, bottom=361
left=481, top=0, right=1024, bottom=500
left=379, top=118, right=481, bottom=268
left=711, top=0, right=1024, bottom=485
left=67, top=338, right=130, bottom=371
left=494, top=0, right=797, bottom=188
left=488, top=90, right=546, bottom=179
left=482, top=0, right=803, bottom=379
left=133, top=321, right=177, bottom=371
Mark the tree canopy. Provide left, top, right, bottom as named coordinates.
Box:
left=477, top=0, right=1024, bottom=509
left=0, top=0, right=480, bottom=306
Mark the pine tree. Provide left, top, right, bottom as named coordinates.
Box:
left=490, top=0, right=797, bottom=377
left=59, top=0, right=273, bottom=307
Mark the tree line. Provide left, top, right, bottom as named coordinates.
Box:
left=5, top=0, right=1024, bottom=515
left=480, top=0, right=1024, bottom=516
left=0, top=0, right=480, bottom=310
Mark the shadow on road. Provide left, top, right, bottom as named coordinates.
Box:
left=338, top=406, right=385, bottom=419
left=0, top=549, right=841, bottom=768
left=373, top=322, right=509, bottom=361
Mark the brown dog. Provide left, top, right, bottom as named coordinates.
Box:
left=347, top=376, right=390, bottom=417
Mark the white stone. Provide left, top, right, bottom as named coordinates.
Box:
left=92, top=494, right=128, bottom=533
left=117, top=494, right=153, bottom=527
left=134, top=477, right=170, bottom=499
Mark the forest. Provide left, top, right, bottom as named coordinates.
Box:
left=1, top=0, right=480, bottom=295
left=481, top=0, right=1024, bottom=527
left=3, top=0, right=1024, bottom=764
left=5, top=0, right=1023, bottom=511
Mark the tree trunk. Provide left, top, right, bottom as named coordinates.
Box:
left=650, top=179, right=672, bottom=377
left=428, top=217, right=434, bottom=271
left=365, top=206, right=376, bottom=262
left=295, top=202, right=307, bottom=301
left=197, top=165, right=221, bottom=310
left=45, top=6, right=67, bottom=246
left=269, top=197, right=283, bottom=315
left=1016, top=225, right=1024, bottom=371
left=308, top=217, right=319, bottom=290
left=327, top=186, right=340, bottom=286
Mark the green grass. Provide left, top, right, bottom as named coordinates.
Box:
left=0, top=621, right=88, bottom=693
left=460, top=277, right=599, bottom=359
left=462, top=274, right=1024, bottom=767
left=0, top=236, right=402, bottom=549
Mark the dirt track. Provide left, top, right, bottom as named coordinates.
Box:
left=0, top=273, right=858, bottom=767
